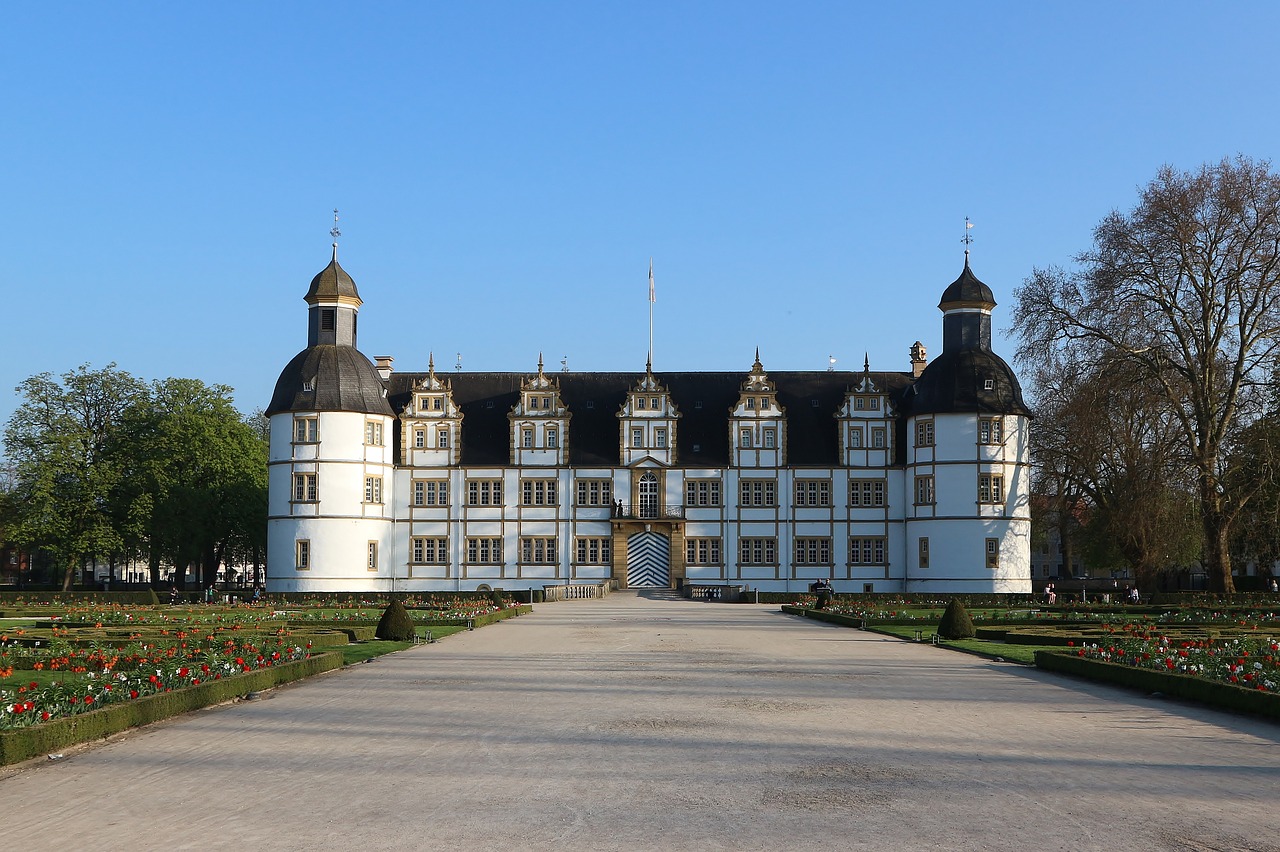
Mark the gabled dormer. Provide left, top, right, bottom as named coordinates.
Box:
left=837, top=355, right=892, bottom=467
left=729, top=350, right=786, bottom=467
left=618, top=359, right=680, bottom=467
left=509, top=354, right=570, bottom=466
left=401, top=354, right=463, bottom=467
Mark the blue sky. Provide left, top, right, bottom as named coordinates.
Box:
left=3, top=3, right=1279, bottom=430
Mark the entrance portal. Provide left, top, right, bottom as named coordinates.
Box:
left=625, top=530, right=671, bottom=587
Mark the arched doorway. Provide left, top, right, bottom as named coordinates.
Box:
left=626, top=530, right=670, bottom=587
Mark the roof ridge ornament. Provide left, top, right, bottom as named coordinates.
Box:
left=330, top=209, right=341, bottom=261
left=962, top=216, right=974, bottom=266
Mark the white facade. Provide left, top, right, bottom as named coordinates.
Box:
left=266, top=251, right=1032, bottom=594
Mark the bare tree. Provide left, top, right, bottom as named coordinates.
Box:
left=1013, top=156, right=1280, bottom=593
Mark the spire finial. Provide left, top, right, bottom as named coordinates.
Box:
left=428, top=352, right=435, bottom=375
left=330, top=209, right=341, bottom=260
left=864, top=352, right=870, bottom=373
left=646, top=353, right=652, bottom=374
left=962, top=216, right=974, bottom=265
left=537, top=352, right=544, bottom=374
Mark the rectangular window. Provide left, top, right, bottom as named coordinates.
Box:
left=466, top=479, right=503, bottom=506
left=292, top=473, right=317, bottom=502
left=746, top=398, right=756, bottom=410
left=763, top=428, right=776, bottom=449
left=739, top=537, right=777, bottom=565
left=651, top=397, right=660, bottom=409
left=522, top=428, right=533, bottom=448
left=855, top=397, right=865, bottom=410
left=794, top=537, right=832, bottom=565
left=438, top=430, right=449, bottom=448
left=870, top=397, right=880, bottom=410
left=364, top=476, right=383, bottom=504
left=432, top=397, right=443, bottom=411
left=466, top=537, right=503, bottom=564
left=411, top=537, right=448, bottom=564
left=575, top=479, right=613, bottom=506
left=986, top=538, right=1000, bottom=569
left=848, top=427, right=862, bottom=449
left=850, top=537, right=887, bottom=565
left=520, top=479, right=558, bottom=506
left=295, top=540, right=310, bottom=571
left=849, top=479, right=886, bottom=507
left=685, top=480, right=722, bottom=507
left=547, top=428, right=558, bottom=448
left=915, top=420, right=934, bottom=447
left=979, top=473, right=1005, bottom=503
left=520, top=537, right=558, bottom=564
left=918, top=537, right=929, bottom=569
left=979, top=418, right=1004, bottom=444
left=871, top=428, right=886, bottom=449
left=575, top=537, right=612, bottom=564
left=739, top=479, right=777, bottom=507
left=760, top=397, right=770, bottom=410
left=915, top=476, right=935, bottom=505
left=367, top=541, right=378, bottom=571
left=413, top=429, right=426, bottom=449
left=364, top=421, right=384, bottom=446
left=655, top=428, right=666, bottom=448
left=632, top=428, right=643, bottom=448
left=795, top=480, right=832, bottom=507
left=293, top=417, right=318, bottom=443
left=412, top=480, right=447, bottom=507
left=637, top=397, right=646, bottom=409
left=685, top=537, right=722, bottom=565
left=740, top=428, right=752, bottom=448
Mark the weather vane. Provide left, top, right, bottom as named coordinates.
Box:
left=962, top=216, right=974, bottom=251
left=330, top=209, right=341, bottom=243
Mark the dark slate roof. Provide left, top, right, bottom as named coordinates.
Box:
left=304, top=249, right=361, bottom=303
left=267, top=345, right=394, bottom=416
left=901, top=349, right=1031, bottom=417
left=938, top=258, right=995, bottom=308
left=386, top=371, right=916, bottom=467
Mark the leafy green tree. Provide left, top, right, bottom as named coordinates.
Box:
left=114, top=379, right=267, bottom=589
left=1013, top=157, right=1280, bottom=592
left=3, top=364, right=148, bottom=589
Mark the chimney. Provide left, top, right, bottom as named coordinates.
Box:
left=909, top=341, right=928, bottom=378
left=374, top=355, right=394, bottom=381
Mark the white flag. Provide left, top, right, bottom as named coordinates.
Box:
left=649, top=258, right=655, bottom=303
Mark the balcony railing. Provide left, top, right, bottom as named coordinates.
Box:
left=611, top=503, right=686, bottom=520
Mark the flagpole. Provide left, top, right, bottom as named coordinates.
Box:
left=648, top=257, right=655, bottom=366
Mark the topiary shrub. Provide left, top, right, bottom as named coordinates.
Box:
left=375, top=599, right=415, bottom=641
left=937, top=599, right=975, bottom=639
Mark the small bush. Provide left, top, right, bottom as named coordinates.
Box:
left=937, top=599, right=975, bottom=639
left=375, top=599, right=415, bottom=641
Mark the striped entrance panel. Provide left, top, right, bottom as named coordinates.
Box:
left=626, top=531, right=671, bottom=588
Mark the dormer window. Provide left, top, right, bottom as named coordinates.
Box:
left=544, top=397, right=552, bottom=408
left=983, top=379, right=995, bottom=391
left=855, top=398, right=865, bottom=410
left=637, top=397, right=646, bottom=410
left=870, top=398, right=879, bottom=410
left=433, top=398, right=443, bottom=410
left=747, top=398, right=756, bottom=410
left=651, top=397, right=660, bottom=408
left=761, top=398, right=770, bottom=409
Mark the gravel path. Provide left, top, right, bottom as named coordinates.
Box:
left=3, top=592, right=1278, bottom=851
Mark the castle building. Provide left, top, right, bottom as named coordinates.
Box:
left=266, top=246, right=1032, bottom=594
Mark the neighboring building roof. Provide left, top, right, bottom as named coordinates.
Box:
left=902, top=348, right=1031, bottom=417
left=386, top=370, right=916, bottom=467
left=304, top=247, right=361, bottom=304
left=267, top=344, right=394, bottom=416
left=938, top=257, right=995, bottom=308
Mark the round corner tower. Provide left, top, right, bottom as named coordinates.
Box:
left=265, top=246, right=396, bottom=592
left=902, top=255, right=1033, bottom=593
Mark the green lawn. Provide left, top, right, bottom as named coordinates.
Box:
left=867, top=624, right=1056, bottom=665
left=338, top=625, right=468, bottom=665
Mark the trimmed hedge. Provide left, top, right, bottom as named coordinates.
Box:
left=781, top=606, right=865, bottom=629
left=1035, top=651, right=1280, bottom=722
left=0, top=652, right=344, bottom=766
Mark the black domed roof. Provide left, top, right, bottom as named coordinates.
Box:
left=938, top=257, right=995, bottom=308
left=266, top=345, right=393, bottom=416
left=906, top=348, right=1030, bottom=417
left=304, top=248, right=361, bottom=304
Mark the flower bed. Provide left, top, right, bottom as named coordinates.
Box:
left=1059, top=626, right=1279, bottom=692
left=0, top=651, right=343, bottom=765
